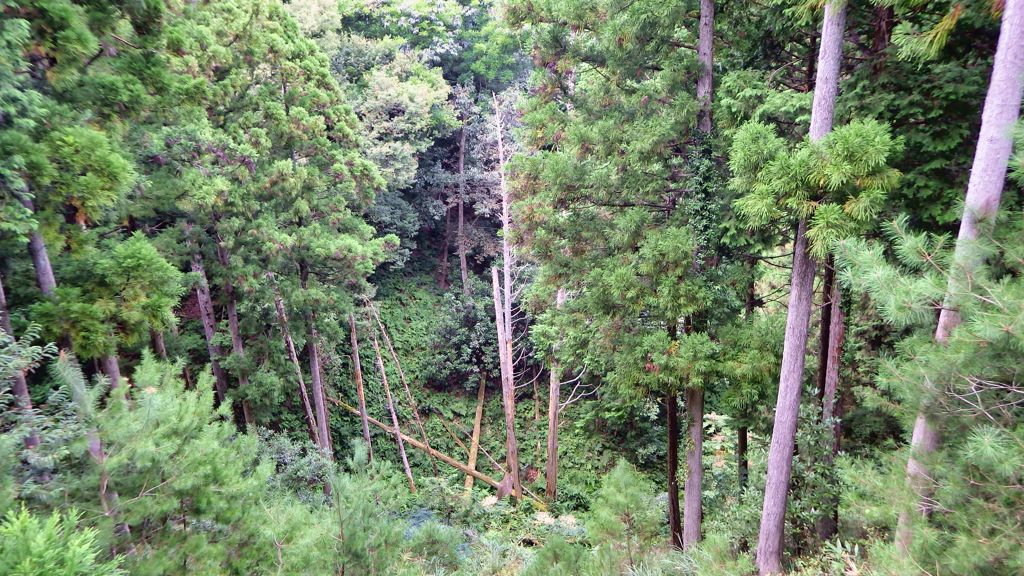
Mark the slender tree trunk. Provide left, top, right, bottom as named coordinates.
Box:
left=895, top=0, right=1024, bottom=554
left=269, top=277, right=319, bottom=446
left=683, top=386, right=704, bottom=548
left=465, top=373, right=487, bottom=493
left=756, top=218, right=818, bottom=574
left=737, top=425, right=748, bottom=489
left=18, top=198, right=57, bottom=297
left=367, top=302, right=438, bottom=474
left=0, top=274, right=39, bottom=448
left=307, top=325, right=333, bottom=459
left=217, top=244, right=254, bottom=426
left=438, top=205, right=452, bottom=290
left=371, top=334, right=415, bottom=493
left=350, top=313, right=373, bottom=460
left=190, top=254, right=229, bottom=404
left=697, top=0, right=714, bottom=133
left=458, top=122, right=470, bottom=295
left=816, top=281, right=845, bottom=541
left=667, top=391, right=683, bottom=549
left=545, top=288, right=567, bottom=500
left=756, top=2, right=845, bottom=571
left=815, top=256, right=835, bottom=404
left=492, top=267, right=521, bottom=503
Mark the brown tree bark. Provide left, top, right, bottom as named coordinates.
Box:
left=150, top=329, right=167, bottom=359
left=269, top=277, right=319, bottom=446
left=191, top=254, right=229, bottom=404
left=896, top=0, right=1024, bottom=554
left=492, top=267, right=521, bottom=503
left=350, top=313, right=373, bottom=460
left=465, top=373, right=487, bottom=493
left=815, top=256, right=836, bottom=405
left=667, top=391, right=683, bottom=549
left=1, top=273, right=39, bottom=448
left=18, top=198, right=57, bottom=298
left=371, top=334, right=415, bottom=493
left=683, top=387, right=704, bottom=549
left=816, top=280, right=845, bottom=541
left=100, top=355, right=122, bottom=390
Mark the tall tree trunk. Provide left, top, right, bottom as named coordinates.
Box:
left=737, top=425, right=748, bottom=490
left=545, top=288, right=567, bottom=500
left=492, top=267, right=521, bottom=503
left=667, top=390, right=683, bottom=549
left=1, top=273, right=39, bottom=448
left=815, top=256, right=835, bottom=404
left=756, top=218, right=818, bottom=574
left=458, top=121, right=470, bottom=295
left=307, top=325, right=333, bottom=459
left=896, top=1, right=1024, bottom=553
left=269, top=276, right=319, bottom=446
left=350, top=313, right=373, bottom=460
left=683, top=386, right=704, bottom=548
left=465, top=373, right=487, bottom=494
left=371, top=333, right=415, bottom=493
left=217, top=244, right=254, bottom=426
left=816, top=280, right=845, bottom=541
left=696, top=0, right=714, bottom=133
left=191, top=254, right=229, bottom=405
left=756, top=2, right=845, bottom=571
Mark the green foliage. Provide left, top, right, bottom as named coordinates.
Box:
left=0, top=507, right=125, bottom=576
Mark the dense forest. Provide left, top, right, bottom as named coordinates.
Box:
left=1, top=0, right=1022, bottom=574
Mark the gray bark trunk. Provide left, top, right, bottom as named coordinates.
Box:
left=307, top=326, right=333, bottom=459
left=545, top=288, right=567, bottom=500
left=697, top=0, right=714, bottom=133
left=492, top=267, right=521, bottom=503
left=18, top=198, right=57, bottom=297
left=756, top=3, right=845, bottom=571
left=100, top=355, right=121, bottom=390
left=683, top=386, right=704, bottom=548
left=816, top=281, right=844, bottom=541
left=1, top=274, right=39, bottom=448
left=350, top=313, right=373, bottom=460
left=150, top=329, right=167, bottom=359
left=191, top=254, right=229, bottom=404
left=895, top=0, right=1024, bottom=554
left=756, top=218, right=817, bottom=574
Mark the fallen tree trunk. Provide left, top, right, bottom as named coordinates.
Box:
left=330, top=398, right=501, bottom=490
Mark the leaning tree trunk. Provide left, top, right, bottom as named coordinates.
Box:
left=465, top=373, right=487, bottom=493
left=350, top=313, right=373, bottom=459
left=19, top=198, right=57, bottom=298
left=667, top=390, right=683, bottom=549
left=191, top=254, right=229, bottom=405
left=1, top=273, right=39, bottom=448
left=756, top=218, right=820, bottom=574
left=895, top=0, right=1024, bottom=554
left=269, top=276, right=319, bottom=446
left=371, top=334, right=416, bottom=493
left=755, top=1, right=845, bottom=572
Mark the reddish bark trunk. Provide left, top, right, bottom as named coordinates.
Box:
left=350, top=313, right=373, bottom=460
left=667, top=391, right=683, bottom=549
left=1, top=274, right=39, bottom=448
left=307, top=325, right=333, bottom=459
left=683, top=387, right=704, bottom=548
left=191, top=254, right=229, bottom=405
